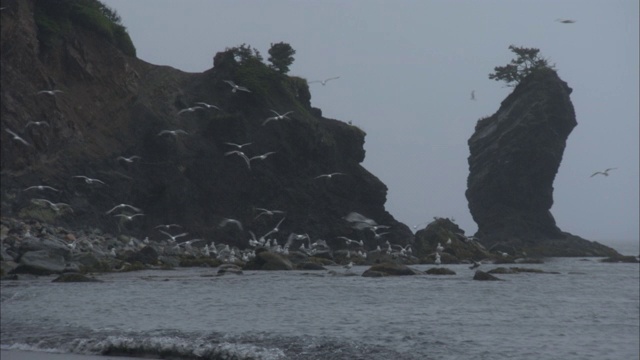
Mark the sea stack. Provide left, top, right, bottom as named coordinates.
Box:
left=465, top=68, right=618, bottom=257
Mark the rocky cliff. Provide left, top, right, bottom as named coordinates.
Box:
left=0, top=0, right=413, bottom=250
left=466, top=68, right=618, bottom=257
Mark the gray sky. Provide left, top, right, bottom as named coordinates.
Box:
left=101, top=0, right=639, bottom=250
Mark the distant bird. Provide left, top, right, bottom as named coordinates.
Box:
left=224, top=150, right=252, bottom=169
left=436, top=242, right=444, bottom=253
left=116, top=155, right=142, bottom=163
left=219, top=218, right=244, bottom=231
left=195, top=102, right=222, bottom=111
left=435, top=253, right=441, bottom=265
left=249, top=151, right=276, bottom=163
left=469, top=260, right=481, bottom=269
left=309, top=76, right=340, bottom=86
left=446, top=238, right=452, bottom=245
left=159, top=230, right=188, bottom=243
left=556, top=18, right=576, bottom=24
left=73, top=175, right=106, bottom=185
left=255, top=207, right=286, bottom=219
left=263, top=110, right=294, bottom=126
left=224, top=80, right=251, bottom=93
left=37, top=89, right=63, bottom=96
left=106, top=203, right=141, bottom=215
left=158, top=129, right=189, bottom=137
left=343, top=261, right=353, bottom=270
left=315, top=172, right=345, bottom=180
left=471, top=90, right=476, bottom=101
left=24, top=185, right=60, bottom=192
left=263, top=217, right=286, bottom=238
left=31, top=198, right=72, bottom=212
left=224, top=142, right=252, bottom=149
left=177, top=106, right=204, bottom=115
left=155, top=224, right=182, bottom=230
left=114, top=213, right=145, bottom=221
left=343, top=212, right=378, bottom=230
left=5, top=128, right=30, bottom=146
left=590, top=168, right=617, bottom=177
left=24, top=121, right=50, bottom=130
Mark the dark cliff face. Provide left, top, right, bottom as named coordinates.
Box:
left=466, top=68, right=618, bottom=257
left=1, top=0, right=413, bottom=249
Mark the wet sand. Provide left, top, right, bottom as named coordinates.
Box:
left=0, top=350, right=149, bottom=360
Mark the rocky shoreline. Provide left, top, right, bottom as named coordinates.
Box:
left=2, top=216, right=636, bottom=282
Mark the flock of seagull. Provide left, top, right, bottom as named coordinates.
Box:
left=4, top=76, right=436, bottom=266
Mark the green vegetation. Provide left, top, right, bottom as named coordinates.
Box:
left=34, top=0, right=136, bottom=56
left=268, top=42, right=296, bottom=74
left=489, top=45, right=554, bottom=87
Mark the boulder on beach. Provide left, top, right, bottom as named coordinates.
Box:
left=12, top=250, right=66, bottom=275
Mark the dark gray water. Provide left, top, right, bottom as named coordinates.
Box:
left=1, top=258, right=638, bottom=360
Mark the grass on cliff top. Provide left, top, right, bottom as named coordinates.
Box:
left=35, top=0, right=136, bottom=57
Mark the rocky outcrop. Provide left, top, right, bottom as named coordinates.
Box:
left=414, top=217, right=493, bottom=262
left=243, top=249, right=293, bottom=270
left=0, top=0, right=413, bottom=252
left=473, top=270, right=502, bottom=281
left=361, top=262, right=423, bottom=277
left=466, top=68, right=619, bottom=257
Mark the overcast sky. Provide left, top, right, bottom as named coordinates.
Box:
left=101, top=0, right=639, bottom=251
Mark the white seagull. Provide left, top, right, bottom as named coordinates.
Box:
left=219, top=218, right=244, bottom=231
left=435, top=253, right=441, bottom=265
left=224, top=80, right=251, bottom=93
left=195, top=102, right=222, bottom=111
left=224, top=150, right=252, bottom=169
left=31, top=198, right=72, bottom=212
left=114, top=213, right=145, bottom=221
left=106, top=203, right=142, bottom=214
left=73, top=175, right=106, bottom=185
left=37, top=89, right=63, bottom=95
left=24, top=185, right=60, bottom=192
left=263, top=110, right=294, bottom=126
left=159, top=230, right=189, bottom=243
left=5, top=128, right=30, bottom=146
left=263, top=217, right=286, bottom=238
left=117, top=155, right=142, bottom=163
left=315, top=172, right=345, bottom=180
left=309, top=76, right=340, bottom=86
left=177, top=106, right=204, bottom=115
left=590, top=168, right=617, bottom=177
left=343, top=261, right=353, bottom=270
left=224, top=142, right=252, bottom=149
left=255, top=207, right=286, bottom=219
left=25, top=121, right=50, bottom=130
left=249, top=151, right=276, bottom=163
left=155, top=224, right=182, bottom=230
left=158, top=129, right=189, bottom=137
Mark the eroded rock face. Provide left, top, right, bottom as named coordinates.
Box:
left=466, top=69, right=619, bottom=257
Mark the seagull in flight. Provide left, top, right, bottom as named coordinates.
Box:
left=5, top=128, right=30, bottom=146
left=255, top=207, right=286, bottom=219
left=263, top=217, right=286, bottom=238
left=106, top=203, right=142, bottom=214
left=224, top=142, right=252, bottom=149
left=263, top=110, right=293, bottom=126
left=73, top=175, right=106, bottom=185
left=117, top=155, right=141, bottom=163
left=155, top=224, right=182, bottom=230
left=114, top=213, right=145, bottom=221
left=195, top=102, right=222, bottom=111
left=309, top=76, right=340, bottom=86
left=219, top=218, right=244, bottom=231
left=315, top=172, right=345, bottom=180
left=249, top=151, right=276, bottom=163
left=31, top=198, right=72, bottom=212
left=224, top=150, right=252, bottom=169
left=24, top=121, right=50, bottom=130
left=470, top=90, right=476, bottom=101
left=24, top=185, right=60, bottom=192
left=158, top=129, right=189, bottom=137
left=590, top=168, right=617, bottom=177
left=177, top=106, right=204, bottom=115
left=37, top=89, right=63, bottom=95
left=224, top=80, right=251, bottom=93
left=159, top=230, right=189, bottom=243
left=556, top=18, right=576, bottom=24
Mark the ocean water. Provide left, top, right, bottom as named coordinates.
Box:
left=1, top=258, right=638, bottom=360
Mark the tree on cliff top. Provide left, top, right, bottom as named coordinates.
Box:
left=489, top=45, right=555, bottom=87
left=268, top=42, right=296, bottom=74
